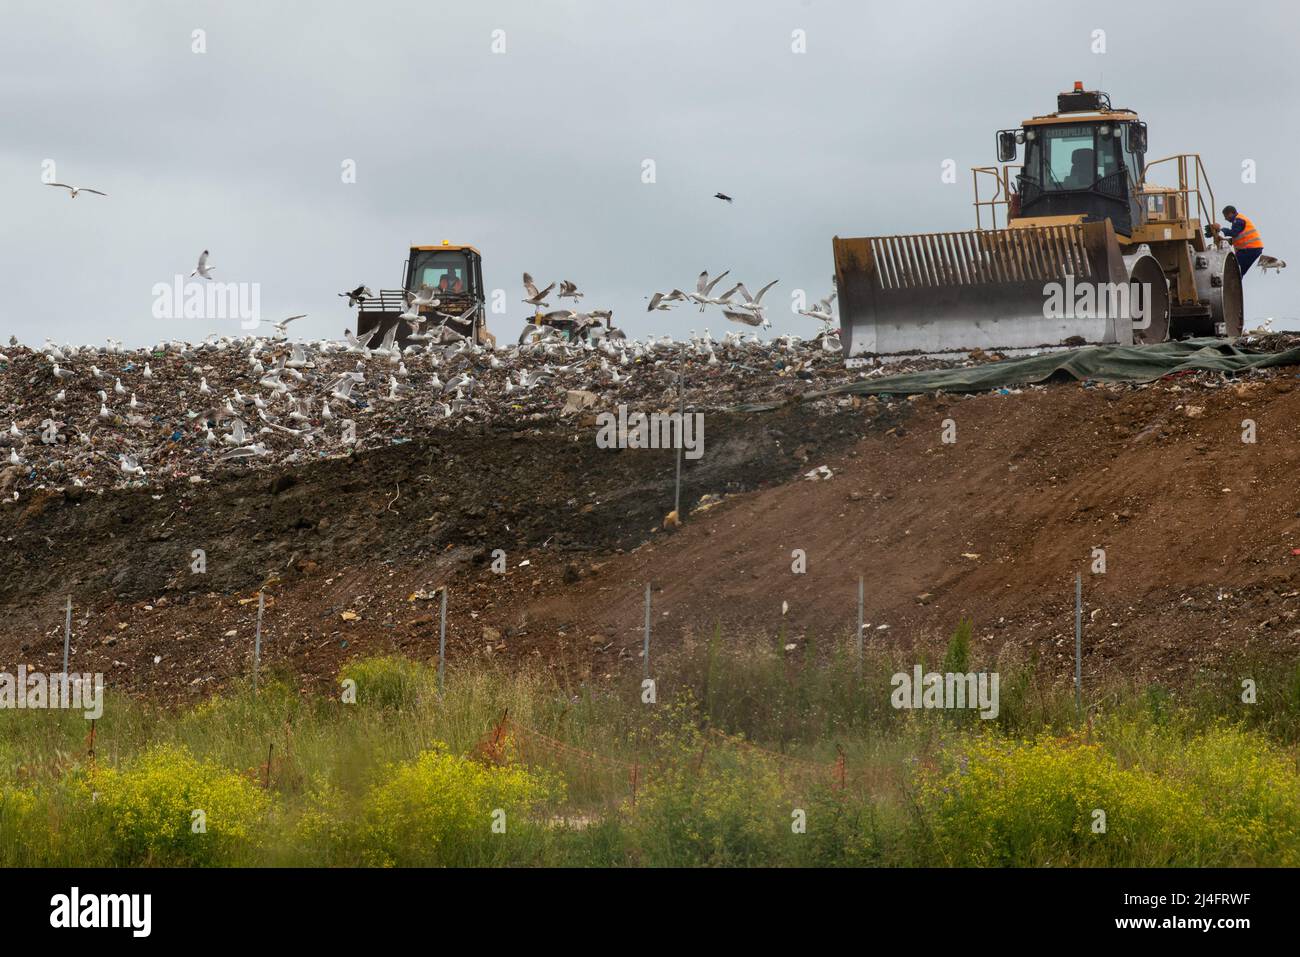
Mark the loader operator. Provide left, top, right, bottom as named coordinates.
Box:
left=437, top=271, right=465, bottom=294
left=1064, top=148, right=1095, bottom=189
left=1212, top=206, right=1265, bottom=277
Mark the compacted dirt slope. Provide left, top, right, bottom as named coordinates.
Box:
left=528, top=374, right=1300, bottom=683
left=4, top=370, right=1300, bottom=700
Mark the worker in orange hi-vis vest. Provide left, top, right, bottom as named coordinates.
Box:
left=1212, top=205, right=1266, bottom=276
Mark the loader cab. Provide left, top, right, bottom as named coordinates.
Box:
left=1005, top=87, right=1146, bottom=237
left=404, top=244, right=484, bottom=301
left=354, top=242, right=489, bottom=347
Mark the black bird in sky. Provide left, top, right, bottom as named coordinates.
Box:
left=338, top=285, right=374, bottom=308
left=714, top=192, right=733, bottom=203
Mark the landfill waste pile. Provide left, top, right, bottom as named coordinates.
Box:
left=0, top=328, right=968, bottom=498
left=2, top=323, right=1300, bottom=703
left=735, top=334, right=1300, bottom=409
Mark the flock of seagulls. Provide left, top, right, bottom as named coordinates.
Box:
left=34, top=181, right=838, bottom=400
left=646, top=270, right=783, bottom=328
left=1, top=319, right=843, bottom=492
left=648, top=272, right=839, bottom=332
left=18, top=176, right=825, bottom=495
left=517, top=275, right=617, bottom=341
left=328, top=267, right=825, bottom=343
left=520, top=275, right=592, bottom=309
left=40, top=180, right=826, bottom=344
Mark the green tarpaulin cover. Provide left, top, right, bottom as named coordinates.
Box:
left=736, top=339, right=1300, bottom=410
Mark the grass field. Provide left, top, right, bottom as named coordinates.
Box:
left=3, top=624, right=1300, bottom=867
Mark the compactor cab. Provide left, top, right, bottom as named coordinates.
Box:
left=1003, top=87, right=1148, bottom=237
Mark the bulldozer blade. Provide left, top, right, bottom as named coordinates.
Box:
left=833, top=221, right=1138, bottom=356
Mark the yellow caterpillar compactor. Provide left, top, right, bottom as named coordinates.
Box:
left=834, top=84, right=1247, bottom=356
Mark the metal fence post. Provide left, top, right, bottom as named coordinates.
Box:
left=438, top=586, right=448, bottom=697
left=253, top=590, right=264, bottom=691
left=643, top=583, right=652, bottom=678
left=1074, top=573, right=1083, bottom=718
left=674, top=345, right=685, bottom=520
left=62, top=596, right=72, bottom=681
left=856, top=576, right=864, bottom=680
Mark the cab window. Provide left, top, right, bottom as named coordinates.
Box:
left=1044, top=125, right=1097, bottom=189
left=409, top=251, right=470, bottom=294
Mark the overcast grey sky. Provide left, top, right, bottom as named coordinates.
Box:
left=2, top=0, right=1296, bottom=347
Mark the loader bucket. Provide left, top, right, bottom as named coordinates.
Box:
left=833, top=221, right=1138, bottom=356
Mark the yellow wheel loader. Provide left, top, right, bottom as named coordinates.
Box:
left=356, top=242, right=494, bottom=348
left=833, top=84, right=1260, bottom=357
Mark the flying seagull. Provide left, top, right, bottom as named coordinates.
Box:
left=706, top=282, right=743, bottom=309
left=557, top=280, right=584, bottom=301
left=338, top=285, right=374, bottom=307
left=399, top=294, right=426, bottom=324
left=721, top=307, right=767, bottom=328
left=329, top=372, right=363, bottom=402
left=689, top=269, right=731, bottom=311
left=434, top=303, right=479, bottom=325
left=223, top=419, right=249, bottom=446
left=191, top=250, right=215, bottom=279
left=647, top=290, right=688, bottom=312
left=522, top=273, right=555, bottom=307
left=732, top=279, right=780, bottom=323
left=219, top=442, right=270, bottom=461
left=47, top=183, right=107, bottom=199
left=798, top=291, right=837, bottom=323
left=714, top=192, right=733, bottom=203
left=343, top=328, right=377, bottom=353
left=264, top=314, right=306, bottom=337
